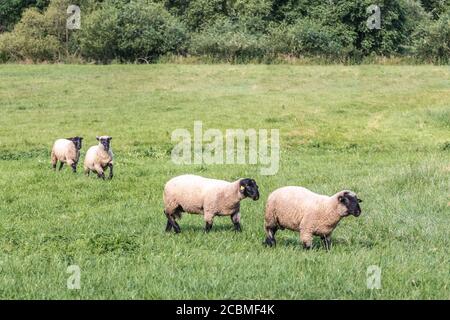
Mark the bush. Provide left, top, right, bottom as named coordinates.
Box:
left=182, top=0, right=229, bottom=31
left=78, top=2, right=188, bottom=62
left=77, top=4, right=120, bottom=62
left=0, top=0, right=76, bottom=62
left=413, top=13, right=450, bottom=63
left=266, top=19, right=356, bottom=60
left=0, top=6, right=61, bottom=62
left=189, top=18, right=265, bottom=61
left=0, top=0, right=50, bottom=32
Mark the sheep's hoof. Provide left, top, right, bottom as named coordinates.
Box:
left=204, top=223, right=212, bottom=233
left=264, top=238, right=275, bottom=247
left=233, top=223, right=242, bottom=232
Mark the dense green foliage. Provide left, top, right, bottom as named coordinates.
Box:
left=0, top=0, right=449, bottom=63
left=0, top=64, right=449, bottom=298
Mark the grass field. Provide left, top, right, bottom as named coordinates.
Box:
left=0, top=64, right=449, bottom=299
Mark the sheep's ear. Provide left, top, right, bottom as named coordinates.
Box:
left=108, top=137, right=112, bottom=141
left=338, top=195, right=346, bottom=203
left=358, top=198, right=363, bottom=203
left=96, top=136, right=100, bottom=141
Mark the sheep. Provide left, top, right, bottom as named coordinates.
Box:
left=51, top=137, right=83, bottom=173
left=163, top=174, right=260, bottom=233
left=264, top=187, right=362, bottom=250
left=84, top=136, right=114, bottom=179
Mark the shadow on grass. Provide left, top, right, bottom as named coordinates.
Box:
left=164, top=223, right=238, bottom=234
left=273, top=236, right=375, bottom=250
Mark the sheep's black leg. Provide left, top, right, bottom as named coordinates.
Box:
left=172, top=220, right=181, bottom=233
left=108, top=164, right=114, bottom=179
left=204, top=222, right=213, bottom=233
left=71, top=163, right=77, bottom=173
left=322, top=236, right=331, bottom=251
left=264, top=226, right=277, bottom=247
left=98, top=172, right=105, bottom=180
left=58, top=162, right=64, bottom=171
left=165, top=220, right=173, bottom=232
left=165, top=210, right=181, bottom=233
left=230, top=213, right=241, bottom=232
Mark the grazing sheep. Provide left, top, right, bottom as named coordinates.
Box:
left=84, top=136, right=114, bottom=179
left=264, top=187, right=362, bottom=250
left=51, top=137, right=83, bottom=173
left=163, top=174, right=260, bottom=233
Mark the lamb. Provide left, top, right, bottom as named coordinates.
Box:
left=264, top=187, right=362, bottom=250
left=51, top=137, right=83, bottom=173
left=163, top=174, right=260, bottom=233
left=84, top=136, right=114, bottom=179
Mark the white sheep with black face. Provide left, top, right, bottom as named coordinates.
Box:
left=83, top=136, right=114, bottom=179
left=51, top=136, right=83, bottom=173
left=163, top=174, right=260, bottom=233
left=264, top=187, right=362, bottom=250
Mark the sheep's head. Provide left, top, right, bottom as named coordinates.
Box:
left=337, top=191, right=362, bottom=217
left=97, top=136, right=112, bottom=151
left=67, top=136, right=83, bottom=150
left=239, top=178, right=259, bottom=201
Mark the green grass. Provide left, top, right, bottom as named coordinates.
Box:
left=0, top=64, right=449, bottom=299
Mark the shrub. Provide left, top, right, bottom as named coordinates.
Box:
left=0, top=7, right=61, bottom=62
left=182, top=0, right=229, bottom=31
left=77, top=4, right=120, bottom=62
left=0, top=0, right=50, bottom=32
left=413, top=13, right=450, bottom=63
left=0, top=0, right=75, bottom=62
left=266, top=19, right=356, bottom=60
left=78, top=1, right=188, bottom=62
left=189, top=18, right=265, bottom=61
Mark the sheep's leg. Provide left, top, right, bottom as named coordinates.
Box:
left=94, top=164, right=105, bottom=179
left=322, top=235, right=332, bottom=251
left=51, top=152, right=57, bottom=170
left=165, top=210, right=181, bottom=233
left=58, top=162, right=64, bottom=171
left=301, top=232, right=313, bottom=250
left=68, top=160, right=77, bottom=173
left=231, top=212, right=241, bottom=232
left=172, top=220, right=181, bottom=233
left=165, top=220, right=173, bottom=232
left=205, top=222, right=213, bottom=233
left=108, top=163, right=114, bottom=180
left=264, top=226, right=277, bottom=247
left=204, top=213, right=214, bottom=233
left=164, top=210, right=174, bottom=232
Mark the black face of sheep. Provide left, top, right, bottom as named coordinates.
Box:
left=68, top=136, right=83, bottom=150
left=97, top=136, right=112, bottom=151
left=240, top=178, right=260, bottom=201
left=339, top=192, right=362, bottom=217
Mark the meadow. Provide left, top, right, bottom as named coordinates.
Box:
left=0, top=64, right=449, bottom=299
